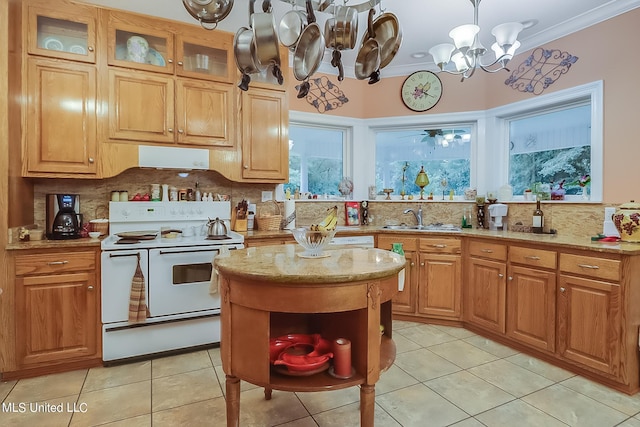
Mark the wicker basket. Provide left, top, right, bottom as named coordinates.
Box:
left=90, top=219, right=109, bottom=236
left=257, top=201, right=282, bottom=231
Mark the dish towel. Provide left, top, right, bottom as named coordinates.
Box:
left=210, top=245, right=231, bottom=295
left=128, top=254, right=150, bottom=323
left=398, top=268, right=405, bottom=291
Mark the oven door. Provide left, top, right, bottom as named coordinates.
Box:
left=101, top=249, right=149, bottom=323
left=148, top=246, right=220, bottom=317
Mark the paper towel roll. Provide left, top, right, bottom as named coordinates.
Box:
left=283, top=200, right=296, bottom=230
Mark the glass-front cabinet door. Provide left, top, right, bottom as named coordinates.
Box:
left=27, top=5, right=97, bottom=63
left=106, top=11, right=174, bottom=74
left=176, top=32, right=235, bottom=84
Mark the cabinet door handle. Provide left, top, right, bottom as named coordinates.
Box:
left=481, top=249, right=493, bottom=253
left=168, top=128, right=174, bottom=133
left=87, top=46, right=94, bottom=52
left=432, top=244, right=446, bottom=248
left=508, top=276, right=513, bottom=281
left=243, top=165, right=249, bottom=169
left=178, top=129, right=184, bottom=134
left=525, top=255, right=540, bottom=260
left=560, top=287, right=566, bottom=293
left=410, top=262, right=415, bottom=266
left=498, top=273, right=504, bottom=278
left=88, top=157, right=95, bottom=163
left=177, top=61, right=183, bottom=66
left=420, top=262, right=425, bottom=266
left=577, top=264, right=600, bottom=269
left=167, top=58, right=174, bottom=64
left=46, top=260, right=69, bottom=265
left=87, top=286, right=94, bottom=291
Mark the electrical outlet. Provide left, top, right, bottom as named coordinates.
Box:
left=261, top=191, right=273, bottom=202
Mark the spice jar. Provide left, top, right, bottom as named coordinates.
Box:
left=151, top=184, right=161, bottom=201
left=170, top=187, right=178, bottom=201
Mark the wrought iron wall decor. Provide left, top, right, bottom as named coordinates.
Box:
left=295, top=75, right=349, bottom=113
left=504, top=47, right=578, bottom=95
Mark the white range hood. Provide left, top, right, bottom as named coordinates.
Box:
left=138, top=145, right=209, bottom=170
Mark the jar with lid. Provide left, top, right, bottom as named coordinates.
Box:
left=151, top=184, right=161, bottom=201
left=111, top=191, right=120, bottom=202
left=170, top=187, right=178, bottom=201
left=119, top=191, right=129, bottom=202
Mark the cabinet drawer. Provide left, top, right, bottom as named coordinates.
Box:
left=378, top=236, right=417, bottom=251
left=15, top=251, right=96, bottom=276
left=468, top=240, right=507, bottom=261
left=559, top=254, right=620, bottom=282
left=419, top=237, right=461, bottom=254
left=510, top=246, right=556, bottom=269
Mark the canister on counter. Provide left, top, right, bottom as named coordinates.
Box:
left=170, top=187, right=178, bottom=201
left=179, top=188, right=188, bottom=201
left=119, top=191, right=129, bottom=202
left=151, top=184, right=161, bottom=201
left=111, top=191, right=120, bottom=202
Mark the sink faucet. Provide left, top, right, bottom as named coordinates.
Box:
left=403, top=205, right=424, bottom=228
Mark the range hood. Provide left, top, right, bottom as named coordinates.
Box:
left=138, top=145, right=209, bottom=170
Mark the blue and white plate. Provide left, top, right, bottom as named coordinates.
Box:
left=146, top=48, right=166, bottom=66
left=68, top=45, right=86, bottom=55
left=42, top=37, right=64, bottom=51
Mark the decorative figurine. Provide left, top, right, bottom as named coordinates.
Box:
left=415, top=166, right=430, bottom=200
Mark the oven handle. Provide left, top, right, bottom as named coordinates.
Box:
left=109, top=252, right=141, bottom=259
left=158, top=247, right=237, bottom=255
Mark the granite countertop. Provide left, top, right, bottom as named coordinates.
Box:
left=7, top=226, right=640, bottom=255
left=215, top=245, right=406, bottom=284
left=241, top=227, right=640, bottom=255
left=6, top=236, right=103, bottom=250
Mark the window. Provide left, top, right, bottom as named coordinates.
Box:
left=508, top=103, right=591, bottom=197
left=375, top=126, right=472, bottom=198
left=285, top=124, right=346, bottom=196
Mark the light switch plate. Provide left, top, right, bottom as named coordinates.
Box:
left=261, top=191, right=273, bottom=202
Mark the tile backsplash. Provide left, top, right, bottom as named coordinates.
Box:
left=31, top=168, right=611, bottom=238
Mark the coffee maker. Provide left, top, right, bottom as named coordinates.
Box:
left=46, top=194, right=81, bottom=239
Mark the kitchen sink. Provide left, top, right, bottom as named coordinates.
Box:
left=382, top=223, right=462, bottom=232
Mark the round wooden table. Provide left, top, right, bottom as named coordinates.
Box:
left=215, top=245, right=405, bottom=427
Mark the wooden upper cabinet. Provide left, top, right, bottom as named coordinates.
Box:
left=241, top=87, right=289, bottom=181
left=108, top=69, right=175, bottom=143
left=26, top=4, right=97, bottom=64
left=106, top=10, right=235, bottom=84
left=25, top=58, right=97, bottom=176
left=176, top=31, right=235, bottom=84
left=106, top=10, right=174, bottom=75
left=176, top=78, right=234, bottom=147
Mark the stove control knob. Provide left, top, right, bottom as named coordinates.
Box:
left=121, top=208, right=131, bottom=217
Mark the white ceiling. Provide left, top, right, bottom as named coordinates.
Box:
left=80, top=0, right=640, bottom=78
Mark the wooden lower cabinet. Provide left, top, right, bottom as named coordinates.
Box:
left=558, top=272, right=621, bottom=375
left=13, top=249, right=101, bottom=370
left=506, top=246, right=557, bottom=353
left=379, top=235, right=461, bottom=320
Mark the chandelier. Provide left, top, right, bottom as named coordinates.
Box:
left=428, top=0, right=524, bottom=81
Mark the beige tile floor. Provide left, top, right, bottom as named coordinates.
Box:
left=2, top=320, right=640, bottom=426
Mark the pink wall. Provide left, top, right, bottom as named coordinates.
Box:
left=287, top=8, right=640, bottom=203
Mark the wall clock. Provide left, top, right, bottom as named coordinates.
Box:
left=401, top=70, right=443, bottom=112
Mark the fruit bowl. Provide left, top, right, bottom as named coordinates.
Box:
left=291, top=228, right=337, bottom=257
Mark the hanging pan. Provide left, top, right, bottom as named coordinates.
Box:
left=293, top=0, right=325, bottom=98
left=252, top=0, right=284, bottom=84
left=371, top=10, right=402, bottom=69
left=278, top=1, right=307, bottom=49
left=233, top=0, right=265, bottom=91
left=354, top=8, right=380, bottom=84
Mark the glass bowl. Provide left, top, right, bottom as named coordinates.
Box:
left=291, top=228, right=337, bottom=257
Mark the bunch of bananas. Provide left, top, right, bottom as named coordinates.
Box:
left=310, top=205, right=338, bottom=232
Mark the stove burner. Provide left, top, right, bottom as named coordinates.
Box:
left=205, top=235, right=232, bottom=241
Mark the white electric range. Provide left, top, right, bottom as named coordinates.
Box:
left=100, top=201, right=244, bottom=363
